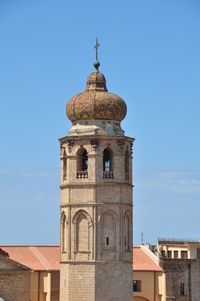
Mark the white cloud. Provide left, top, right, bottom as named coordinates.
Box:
left=135, top=169, right=200, bottom=194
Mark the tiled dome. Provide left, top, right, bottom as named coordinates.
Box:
left=66, top=69, right=127, bottom=122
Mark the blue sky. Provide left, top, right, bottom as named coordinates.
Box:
left=0, top=0, right=200, bottom=245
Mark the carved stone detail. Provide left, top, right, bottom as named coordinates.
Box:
left=90, top=138, right=99, bottom=150
left=117, top=139, right=124, bottom=152
left=67, top=140, right=74, bottom=152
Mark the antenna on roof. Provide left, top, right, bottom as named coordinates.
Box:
left=141, top=232, right=144, bottom=245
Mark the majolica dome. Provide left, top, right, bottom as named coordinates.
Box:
left=66, top=66, right=127, bottom=122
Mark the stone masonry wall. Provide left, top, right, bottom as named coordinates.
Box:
left=0, top=271, right=30, bottom=301
left=51, top=271, right=60, bottom=301
left=160, top=258, right=200, bottom=301
left=95, top=262, right=132, bottom=301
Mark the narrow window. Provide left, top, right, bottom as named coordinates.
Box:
left=106, top=237, right=109, bottom=246
left=103, top=148, right=112, bottom=171
left=81, top=149, right=88, bottom=171
left=174, top=250, right=178, bottom=259
left=167, top=250, right=172, bottom=258
left=161, top=250, right=166, bottom=257
left=133, top=280, right=142, bottom=292
left=77, top=147, right=88, bottom=179
left=180, top=283, right=185, bottom=295
left=103, top=148, right=113, bottom=178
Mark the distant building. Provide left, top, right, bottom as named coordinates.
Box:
left=133, top=245, right=166, bottom=301
left=0, top=246, right=59, bottom=301
left=0, top=245, right=166, bottom=301
left=158, top=239, right=200, bottom=301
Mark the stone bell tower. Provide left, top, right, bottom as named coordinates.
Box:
left=59, top=41, right=134, bottom=301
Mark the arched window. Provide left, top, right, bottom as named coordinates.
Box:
left=125, top=149, right=129, bottom=180
left=124, top=212, right=131, bottom=252
left=103, top=148, right=113, bottom=178
left=101, top=212, right=116, bottom=251
left=61, top=213, right=67, bottom=252
left=76, top=213, right=90, bottom=252
left=62, top=148, right=67, bottom=180
left=77, top=147, right=88, bottom=179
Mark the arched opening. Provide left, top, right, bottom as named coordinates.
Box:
left=77, top=147, right=88, bottom=179
left=125, top=149, right=129, bottom=180
left=103, top=147, right=113, bottom=178
left=76, top=213, right=90, bottom=252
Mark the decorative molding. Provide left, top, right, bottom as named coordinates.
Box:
left=90, top=138, right=99, bottom=150
left=117, top=139, right=124, bottom=152
left=67, top=140, right=75, bottom=152
left=130, top=142, right=133, bottom=154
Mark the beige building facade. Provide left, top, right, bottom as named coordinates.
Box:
left=133, top=246, right=166, bottom=301
left=59, top=53, right=134, bottom=300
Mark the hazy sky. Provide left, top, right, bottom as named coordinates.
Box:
left=0, top=0, right=200, bottom=245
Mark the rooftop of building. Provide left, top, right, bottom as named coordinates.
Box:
left=158, top=238, right=200, bottom=245
left=0, top=245, right=60, bottom=271
left=133, top=246, right=163, bottom=272
left=0, top=245, right=163, bottom=272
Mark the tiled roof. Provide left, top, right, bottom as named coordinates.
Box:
left=0, top=246, right=60, bottom=271
left=133, top=246, right=163, bottom=272
left=0, top=245, right=162, bottom=272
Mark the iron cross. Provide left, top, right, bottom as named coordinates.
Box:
left=94, top=38, right=100, bottom=61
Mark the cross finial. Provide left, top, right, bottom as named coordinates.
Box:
left=93, top=37, right=100, bottom=71
left=94, top=37, right=100, bottom=61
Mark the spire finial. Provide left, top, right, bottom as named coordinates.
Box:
left=93, top=37, right=100, bottom=71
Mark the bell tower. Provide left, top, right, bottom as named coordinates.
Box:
left=59, top=41, right=134, bottom=301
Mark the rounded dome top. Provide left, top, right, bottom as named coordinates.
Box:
left=66, top=69, right=127, bottom=122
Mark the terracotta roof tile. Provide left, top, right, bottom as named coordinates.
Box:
left=0, top=245, right=162, bottom=272
left=133, top=246, right=163, bottom=271
left=0, top=246, right=60, bottom=271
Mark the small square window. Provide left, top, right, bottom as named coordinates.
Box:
left=133, top=280, right=142, bottom=292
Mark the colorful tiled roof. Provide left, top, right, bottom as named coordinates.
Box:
left=66, top=69, right=127, bottom=122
